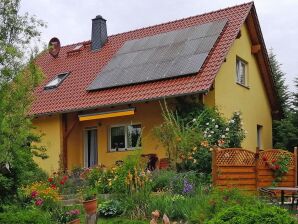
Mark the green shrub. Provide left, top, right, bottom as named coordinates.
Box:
left=0, top=206, right=53, bottom=224
left=98, top=200, right=123, bottom=217
left=151, top=170, right=176, bottom=192
left=206, top=204, right=296, bottom=224
left=98, top=218, right=147, bottom=224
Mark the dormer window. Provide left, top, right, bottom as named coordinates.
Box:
left=44, top=72, right=69, bottom=90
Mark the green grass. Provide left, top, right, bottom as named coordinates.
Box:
left=97, top=217, right=147, bottom=224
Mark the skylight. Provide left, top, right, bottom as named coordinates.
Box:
left=44, top=72, right=69, bottom=90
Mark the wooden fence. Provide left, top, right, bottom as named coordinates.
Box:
left=212, top=148, right=297, bottom=191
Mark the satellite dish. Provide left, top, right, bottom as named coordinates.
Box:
left=48, top=37, right=61, bottom=58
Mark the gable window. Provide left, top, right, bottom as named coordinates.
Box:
left=109, top=124, right=141, bottom=152
left=236, top=57, right=248, bottom=86
left=44, top=72, right=69, bottom=90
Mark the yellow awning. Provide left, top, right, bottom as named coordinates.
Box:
left=78, top=108, right=135, bottom=121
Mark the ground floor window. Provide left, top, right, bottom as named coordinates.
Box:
left=109, top=124, right=141, bottom=152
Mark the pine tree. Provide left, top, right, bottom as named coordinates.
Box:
left=269, top=50, right=290, bottom=115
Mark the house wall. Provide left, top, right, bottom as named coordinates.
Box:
left=32, top=114, right=62, bottom=173
left=204, top=24, right=272, bottom=150
left=66, top=101, right=167, bottom=169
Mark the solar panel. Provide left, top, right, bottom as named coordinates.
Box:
left=87, top=19, right=227, bottom=91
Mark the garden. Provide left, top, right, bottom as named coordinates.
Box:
left=1, top=102, right=297, bottom=224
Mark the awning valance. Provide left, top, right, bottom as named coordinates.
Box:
left=78, top=108, right=135, bottom=121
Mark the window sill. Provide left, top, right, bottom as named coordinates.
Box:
left=108, top=148, right=140, bottom=153
left=236, top=82, right=250, bottom=89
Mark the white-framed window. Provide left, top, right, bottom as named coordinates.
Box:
left=44, top=72, right=69, bottom=90
left=109, top=124, right=141, bottom=152
left=236, top=57, right=248, bottom=86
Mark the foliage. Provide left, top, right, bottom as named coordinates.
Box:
left=82, top=186, right=97, bottom=201
left=56, top=209, right=80, bottom=223
left=153, top=102, right=202, bottom=170
left=98, top=200, right=123, bottom=217
left=174, top=103, right=245, bottom=173
left=151, top=170, right=176, bottom=192
left=270, top=50, right=298, bottom=150
left=21, top=181, right=60, bottom=210
left=269, top=50, right=290, bottom=114
left=262, top=154, right=291, bottom=186
left=98, top=218, right=147, bottom=224
left=0, top=205, right=53, bottom=224
left=206, top=204, right=295, bottom=224
left=0, top=0, right=47, bottom=202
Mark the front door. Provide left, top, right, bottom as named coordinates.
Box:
left=84, top=128, right=98, bottom=167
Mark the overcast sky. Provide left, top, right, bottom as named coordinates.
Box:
left=20, top=0, right=297, bottom=92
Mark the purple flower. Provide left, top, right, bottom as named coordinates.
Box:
left=182, top=179, right=193, bottom=194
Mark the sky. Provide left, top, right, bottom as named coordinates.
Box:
left=20, top=0, right=298, bottom=92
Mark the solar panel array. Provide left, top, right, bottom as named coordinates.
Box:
left=87, top=19, right=227, bottom=91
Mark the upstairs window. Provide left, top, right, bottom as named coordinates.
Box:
left=44, top=72, right=69, bottom=90
left=236, top=57, right=248, bottom=87
left=109, top=124, right=141, bottom=152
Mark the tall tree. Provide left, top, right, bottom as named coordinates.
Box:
left=0, top=0, right=47, bottom=201
left=269, top=50, right=290, bottom=115
left=270, top=49, right=298, bottom=150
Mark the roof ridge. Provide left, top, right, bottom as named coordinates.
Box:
left=59, top=2, right=253, bottom=48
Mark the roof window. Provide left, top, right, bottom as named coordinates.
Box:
left=44, top=72, right=69, bottom=90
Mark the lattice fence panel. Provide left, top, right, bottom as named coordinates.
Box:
left=258, top=150, right=295, bottom=168
left=216, top=148, right=256, bottom=166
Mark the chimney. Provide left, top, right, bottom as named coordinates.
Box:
left=91, top=15, right=107, bottom=51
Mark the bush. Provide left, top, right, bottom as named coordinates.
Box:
left=98, top=200, right=123, bottom=217
left=151, top=170, right=176, bottom=192
left=206, top=204, right=296, bottom=224
left=0, top=206, right=53, bottom=224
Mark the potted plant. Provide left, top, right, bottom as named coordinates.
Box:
left=60, top=209, right=80, bottom=224
left=82, top=187, right=97, bottom=215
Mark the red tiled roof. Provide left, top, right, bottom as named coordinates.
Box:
left=31, top=2, right=254, bottom=116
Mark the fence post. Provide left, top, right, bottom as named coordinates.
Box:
left=294, top=147, right=297, bottom=187
left=255, top=148, right=260, bottom=190
left=212, top=148, right=217, bottom=186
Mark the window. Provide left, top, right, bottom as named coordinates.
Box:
left=236, top=57, right=248, bottom=86
left=109, top=124, right=141, bottom=152
left=257, top=125, right=263, bottom=149
left=44, top=72, right=69, bottom=90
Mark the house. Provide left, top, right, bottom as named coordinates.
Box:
left=31, top=2, right=279, bottom=173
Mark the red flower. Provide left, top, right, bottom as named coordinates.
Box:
left=275, top=165, right=280, bottom=170
left=272, top=159, right=276, bottom=163
left=262, top=156, right=267, bottom=162
left=48, top=177, right=53, bottom=183
left=63, top=175, right=68, bottom=181
left=35, top=198, right=43, bottom=206
left=31, top=191, right=38, bottom=198
left=60, top=180, right=65, bottom=185
left=51, top=184, right=57, bottom=189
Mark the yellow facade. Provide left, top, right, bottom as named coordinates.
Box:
left=32, top=114, right=62, bottom=173
left=33, top=25, right=274, bottom=173
left=66, top=101, right=166, bottom=169
left=204, top=24, right=272, bottom=150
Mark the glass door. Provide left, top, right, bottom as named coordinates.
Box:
left=84, top=128, right=98, bottom=167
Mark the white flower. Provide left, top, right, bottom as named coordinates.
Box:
left=208, top=135, right=211, bottom=137
left=193, top=159, right=197, bottom=164
left=225, top=128, right=229, bottom=131
left=212, top=119, right=215, bottom=122
left=206, top=128, right=209, bottom=131
left=230, top=120, right=235, bottom=124
left=211, top=131, right=214, bottom=134
left=236, top=112, right=240, bottom=116
left=204, top=131, right=207, bottom=134
left=209, top=148, right=213, bottom=152
left=192, top=118, right=196, bottom=122
left=215, top=125, right=218, bottom=128
left=245, top=130, right=248, bottom=134
left=206, top=122, right=209, bottom=125
left=221, top=135, right=226, bottom=138
left=204, top=134, right=207, bottom=138
left=241, top=122, right=244, bottom=126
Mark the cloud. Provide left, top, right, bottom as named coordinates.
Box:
left=20, top=0, right=297, bottom=91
